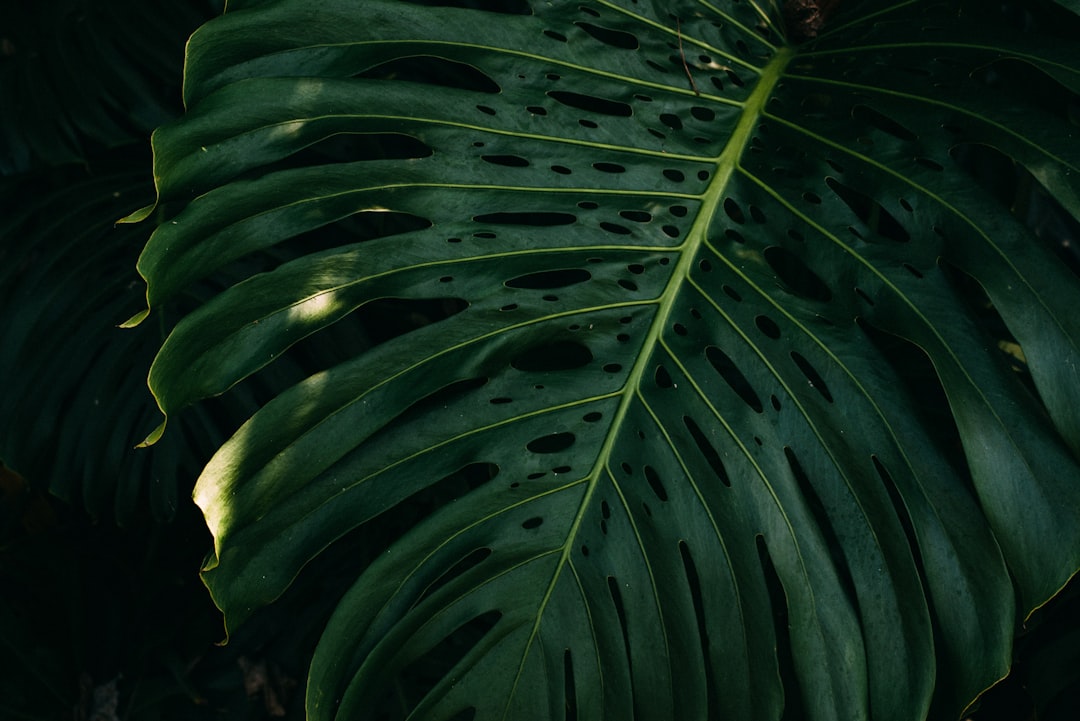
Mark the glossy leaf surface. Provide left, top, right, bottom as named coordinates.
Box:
left=136, top=1, right=1080, bottom=719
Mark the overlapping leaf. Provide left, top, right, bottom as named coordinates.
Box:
left=135, top=0, right=1080, bottom=719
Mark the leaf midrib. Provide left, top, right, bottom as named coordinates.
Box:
left=500, top=44, right=796, bottom=719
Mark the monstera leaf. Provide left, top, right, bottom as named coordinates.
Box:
left=134, top=0, right=1080, bottom=718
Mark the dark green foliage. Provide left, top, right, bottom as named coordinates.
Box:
left=2, top=1, right=1080, bottom=720
left=132, top=1, right=1080, bottom=720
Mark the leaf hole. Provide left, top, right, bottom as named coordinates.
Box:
left=394, top=611, right=501, bottom=711
left=474, top=211, right=576, bottom=226
left=851, top=104, right=918, bottom=142
left=548, top=90, right=632, bottom=116
left=763, top=246, right=832, bottom=302
left=784, top=446, right=858, bottom=609
left=654, top=364, right=674, bottom=389
left=723, top=198, right=746, bottom=224
left=358, top=55, right=500, bottom=93
left=660, top=113, right=683, bottom=130
left=756, top=536, right=800, bottom=716
left=690, top=106, right=716, bottom=122
left=607, top=576, right=631, bottom=663
left=593, top=162, right=626, bottom=173
left=872, top=455, right=926, bottom=581
left=621, top=211, right=652, bottom=223
left=482, top=154, right=529, bottom=167
left=521, top=516, right=544, bottom=530
left=683, top=416, right=732, bottom=486
left=755, top=315, right=781, bottom=339
left=527, top=432, right=576, bottom=454
left=663, top=169, right=685, bottom=182
left=564, top=649, right=579, bottom=721
left=916, top=156, right=945, bottom=171
left=506, top=268, right=591, bottom=289
left=644, top=465, right=668, bottom=501
left=355, top=297, right=469, bottom=346
left=706, top=346, right=764, bottom=413
left=679, top=542, right=720, bottom=718
left=790, top=351, right=833, bottom=402
left=903, top=263, right=924, bottom=278
left=415, top=547, right=494, bottom=607
left=575, top=21, right=639, bottom=49
left=511, top=341, right=592, bottom=371
left=825, top=177, right=910, bottom=243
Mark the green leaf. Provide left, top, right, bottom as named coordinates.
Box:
left=138, top=0, right=1080, bottom=718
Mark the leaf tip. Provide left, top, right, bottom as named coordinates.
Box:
left=137, top=420, right=167, bottom=448
left=117, top=202, right=157, bottom=225
left=119, top=308, right=151, bottom=328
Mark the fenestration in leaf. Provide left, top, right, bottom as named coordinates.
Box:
left=133, top=1, right=1080, bottom=719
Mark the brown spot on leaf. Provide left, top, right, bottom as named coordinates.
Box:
left=784, top=0, right=842, bottom=40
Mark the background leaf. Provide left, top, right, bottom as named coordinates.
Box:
left=137, top=1, right=1080, bottom=719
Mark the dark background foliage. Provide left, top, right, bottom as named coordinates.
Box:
left=0, top=1, right=1077, bottom=719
